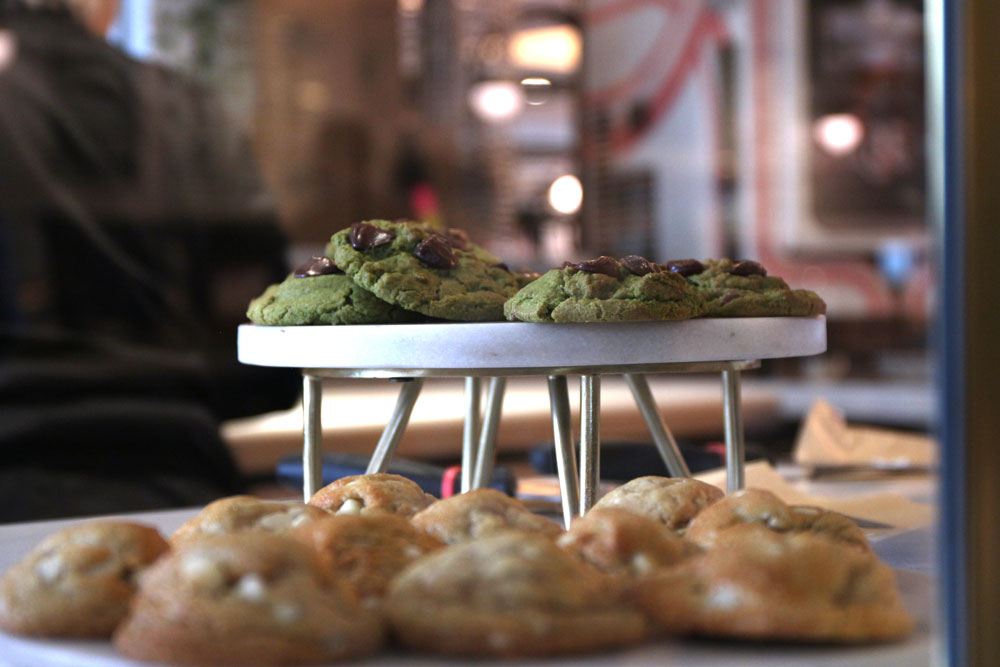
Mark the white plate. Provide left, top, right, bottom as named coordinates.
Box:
left=237, top=316, right=826, bottom=374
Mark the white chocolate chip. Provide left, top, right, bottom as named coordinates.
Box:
left=630, top=552, right=654, bottom=576
left=273, top=601, right=302, bottom=624
left=705, top=583, right=744, bottom=610
left=180, top=554, right=226, bottom=591
left=201, top=522, right=226, bottom=535
left=290, top=511, right=311, bottom=527
left=336, top=498, right=363, bottom=515
left=35, top=554, right=64, bottom=582
left=403, top=545, right=424, bottom=559
left=236, top=574, right=267, bottom=602
left=257, top=511, right=295, bottom=531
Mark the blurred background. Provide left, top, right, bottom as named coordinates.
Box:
left=0, top=0, right=933, bottom=517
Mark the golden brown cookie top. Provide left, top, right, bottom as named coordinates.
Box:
left=170, top=495, right=331, bottom=547
left=591, top=476, right=724, bottom=532
left=637, top=524, right=912, bottom=642
left=0, top=521, right=169, bottom=638
left=384, top=532, right=648, bottom=657
left=410, top=488, right=564, bottom=544
left=558, top=507, right=699, bottom=577
left=113, top=533, right=384, bottom=665
left=685, top=488, right=870, bottom=550
left=388, top=532, right=623, bottom=612
left=308, top=473, right=436, bottom=518
left=292, top=513, right=444, bottom=606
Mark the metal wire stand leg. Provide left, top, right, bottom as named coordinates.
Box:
left=547, top=375, right=580, bottom=527
left=721, top=366, right=746, bottom=493
left=366, top=379, right=425, bottom=474
left=579, top=375, right=601, bottom=515
left=461, top=377, right=482, bottom=493
left=623, top=373, right=691, bottom=478
left=301, top=373, right=323, bottom=501
left=472, top=377, right=506, bottom=489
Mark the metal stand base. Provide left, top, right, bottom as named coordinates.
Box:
left=298, top=363, right=752, bottom=517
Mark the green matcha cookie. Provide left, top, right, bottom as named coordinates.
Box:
left=675, top=258, right=826, bottom=317
left=328, top=220, right=520, bottom=321
left=246, top=257, right=422, bottom=325
left=503, top=255, right=706, bottom=323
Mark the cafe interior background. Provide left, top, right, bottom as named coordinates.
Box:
left=3, top=0, right=970, bottom=653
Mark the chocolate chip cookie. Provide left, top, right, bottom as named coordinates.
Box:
left=685, top=487, right=870, bottom=551
left=637, top=524, right=912, bottom=642
left=114, top=534, right=384, bottom=664
left=170, top=496, right=332, bottom=547
left=410, top=488, right=564, bottom=544
left=385, top=532, right=647, bottom=657
left=0, top=521, right=169, bottom=637
left=503, top=255, right=706, bottom=323
left=328, top=220, right=520, bottom=321
left=590, top=476, right=724, bottom=533
left=308, top=473, right=436, bottom=519
left=674, top=258, right=826, bottom=317
left=246, top=256, right=422, bottom=325
left=558, top=507, right=699, bottom=577
left=292, top=513, right=444, bottom=607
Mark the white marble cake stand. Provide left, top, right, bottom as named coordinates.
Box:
left=238, top=316, right=827, bottom=527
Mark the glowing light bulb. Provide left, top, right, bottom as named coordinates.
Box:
left=813, top=113, right=864, bottom=156
left=548, top=175, right=583, bottom=215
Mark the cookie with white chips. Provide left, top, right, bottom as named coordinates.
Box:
left=114, top=534, right=383, bottom=665
left=558, top=507, right=700, bottom=578
left=292, top=513, right=444, bottom=607
left=0, top=521, right=169, bottom=637
left=637, top=524, right=912, bottom=642
left=385, top=532, right=647, bottom=657
left=410, top=488, right=563, bottom=544
left=170, top=495, right=331, bottom=547
left=590, top=476, right=724, bottom=533
left=308, top=473, right=436, bottom=519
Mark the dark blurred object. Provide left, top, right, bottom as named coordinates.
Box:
left=529, top=440, right=772, bottom=480
left=276, top=453, right=518, bottom=499
left=0, top=398, right=246, bottom=523
left=0, top=4, right=297, bottom=520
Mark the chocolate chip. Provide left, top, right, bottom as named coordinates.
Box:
left=664, top=259, right=705, bottom=277
left=349, top=222, right=395, bottom=250
left=729, top=260, right=767, bottom=277
left=293, top=256, right=341, bottom=277
left=619, top=254, right=654, bottom=276
left=573, top=256, right=621, bottom=278
left=444, top=228, right=470, bottom=251
left=414, top=234, right=458, bottom=269
left=719, top=291, right=741, bottom=305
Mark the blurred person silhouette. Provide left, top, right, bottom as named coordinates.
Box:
left=0, top=0, right=298, bottom=521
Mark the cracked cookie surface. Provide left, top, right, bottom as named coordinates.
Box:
left=246, top=271, right=421, bottom=325
left=503, top=256, right=705, bottom=323
left=328, top=220, right=520, bottom=321
left=684, top=258, right=826, bottom=317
